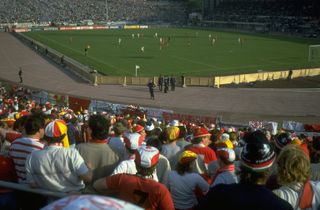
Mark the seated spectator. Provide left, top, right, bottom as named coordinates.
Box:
left=0, top=152, right=17, bottom=210
left=25, top=119, right=92, bottom=193
left=93, top=145, right=174, bottom=210
left=273, top=144, right=320, bottom=209
left=195, top=130, right=292, bottom=210
left=76, top=115, right=119, bottom=193
left=9, top=114, right=45, bottom=183
left=42, top=195, right=143, bottom=210
left=167, top=150, right=209, bottom=210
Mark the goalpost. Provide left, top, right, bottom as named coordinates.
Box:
left=308, top=45, right=320, bottom=62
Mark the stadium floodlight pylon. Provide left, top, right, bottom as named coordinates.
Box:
left=308, top=44, right=320, bottom=62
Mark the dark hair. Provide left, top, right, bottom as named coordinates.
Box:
left=135, top=164, right=157, bottom=177
left=113, top=122, right=126, bottom=136
left=191, top=137, right=202, bottom=144
left=239, top=165, right=270, bottom=185
left=178, top=126, right=187, bottom=139
left=88, top=115, right=110, bottom=140
left=13, top=115, right=28, bottom=131
left=176, top=162, right=193, bottom=175
left=44, top=133, right=66, bottom=143
left=24, top=114, right=45, bottom=135
left=146, top=136, right=162, bottom=153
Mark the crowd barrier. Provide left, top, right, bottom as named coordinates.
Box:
left=214, top=68, right=320, bottom=88
left=0, top=180, right=67, bottom=198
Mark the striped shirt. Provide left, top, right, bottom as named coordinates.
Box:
left=9, top=137, right=44, bottom=183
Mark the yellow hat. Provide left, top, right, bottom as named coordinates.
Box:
left=166, top=126, right=180, bottom=141
left=179, top=150, right=197, bottom=164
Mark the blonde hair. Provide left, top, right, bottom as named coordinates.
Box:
left=277, top=144, right=310, bottom=185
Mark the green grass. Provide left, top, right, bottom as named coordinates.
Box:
left=24, top=28, right=320, bottom=77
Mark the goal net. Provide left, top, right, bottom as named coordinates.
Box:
left=308, top=45, right=320, bottom=62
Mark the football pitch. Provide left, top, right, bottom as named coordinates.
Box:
left=24, top=28, right=320, bottom=77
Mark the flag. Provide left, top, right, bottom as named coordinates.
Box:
left=135, top=65, right=140, bottom=70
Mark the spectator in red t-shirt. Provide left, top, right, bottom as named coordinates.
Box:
left=94, top=145, right=174, bottom=210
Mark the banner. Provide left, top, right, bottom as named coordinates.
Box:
left=162, top=112, right=216, bottom=124
left=69, top=96, right=91, bottom=113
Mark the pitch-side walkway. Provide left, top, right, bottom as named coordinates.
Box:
left=0, top=32, right=319, bottom=124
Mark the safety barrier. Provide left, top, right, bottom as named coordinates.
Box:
left=214, top=68, right=320, bottom=88
left=0, top=180, right=67, bottom=198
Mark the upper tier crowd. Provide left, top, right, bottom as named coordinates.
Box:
left=0, top=0, right=187, bottom=24
left=0, top=82, right=320, bottom=210
left=205, top=0, right=320, bottom=37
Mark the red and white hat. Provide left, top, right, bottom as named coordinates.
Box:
left=133, top=124, right=144, bottom=133
left=124, top=133, right=143, bottom=150
left=135, top=146, right=159, bottom=168
left=64, top=113, right=73, bottom=120
left=193, top=127, right=211, bottom=139
left=217, top=148, right=236, bottom=163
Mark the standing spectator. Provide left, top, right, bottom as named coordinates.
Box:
left=110, top=133, right=157, bottom=179
left=167, top=150, right=209, bottom=210
left=211, top=147, right=238, bottom=187
left=170, top=75, right=176, bottom=91
left=25, top=119, right=92, bottom=193
left=117, top=133, right=144, bottom=171
left=108, top=122, right=127, bottom=160
left=147, top=79, right=156, bottom=100
left=196, top=130, right=293, bottom=210
left=161, top=126, right=181, bottom=167
left=158, top=75, right=164, bottom=91
left=273, top=144, right=320, bottom=209
left=18, top=67, right=23, bottom=83
left=146, top=136, right=171, bottom=185
left=186, top=127, right=217, bottom=184
left=76, top=115, right=119, bottom=193
left=94, top=145, right=175, bottom=210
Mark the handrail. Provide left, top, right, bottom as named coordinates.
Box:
left=0, top=180, right=67, bottom=198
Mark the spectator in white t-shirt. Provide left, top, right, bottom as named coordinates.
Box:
left=167, top=150, right=209, bottom=209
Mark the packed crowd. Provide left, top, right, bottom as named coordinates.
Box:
left=1, top=83, right=320, bottom=210
left=0, top=0, right=187, bottom=24
left=205, top=0, right=320, bottom=37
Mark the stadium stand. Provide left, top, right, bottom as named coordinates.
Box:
left=203, top=0, right=320, bottom=37
left=0, top=0, right=187, bottom=24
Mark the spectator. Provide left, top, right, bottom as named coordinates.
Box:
left=195, top=130, right=293, bottom=210
left=185, top=127, right=217, bottom=184
left=76, top=115, right=119, bottom=193
left=211, top=147, right=238, bottom=187
left=167, top=150, right=209, bottom=209
left=273, top=144, right=320, bottom=209
left=9, top=114, right=45, bottom=183
left=146, top=136, right=171, bottom=185
left=93, top=145, right=175, bottom=210
left=108, top=122, right=127, bottom=160
left=25, top=119, right=92, bottom=193
left=110, top=132, right=155, bottom=179
left=161, top=126, right=181, bottom=167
